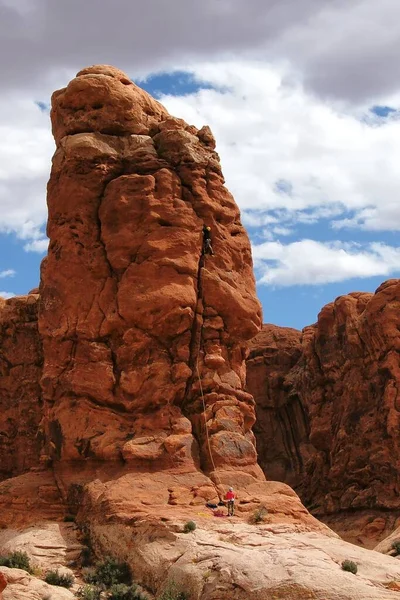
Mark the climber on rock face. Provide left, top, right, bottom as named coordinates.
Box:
left=202, top=225, right=214, bottom=256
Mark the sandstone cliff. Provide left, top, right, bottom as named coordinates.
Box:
left=39, top=64, right=263, bottom=481
left=0, top=294, right=43, bottom=481
left=247, top=279, right=400, bottom=544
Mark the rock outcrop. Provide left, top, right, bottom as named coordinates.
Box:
left=1, top=567, right=74, bottom=600
left=247, top=280, right=400, bottom=544
left=39, top=64, right=263, bottom=480
left=0, top=295, right=43, bottom=481
left=0, top=572, right=6, bottom=600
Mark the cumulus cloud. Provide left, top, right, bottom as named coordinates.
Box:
left=0, top=94, right=53, bottom=246
left=0, top=291, right=15, bottom=299
left=24, top=238, right=48, bottom=253
left=1, top=0, right=399, bottom=103
left=161, top=61, right=400, bottom=233
left=0, top=269, right=15, bottom=278
left=252, top=239, right=400, bottom=286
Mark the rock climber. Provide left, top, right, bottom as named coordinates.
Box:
left=225, top=486, right=235, bottom=516
left=202, top=225, right=214, bottom=256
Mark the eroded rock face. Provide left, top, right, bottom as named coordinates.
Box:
left=39, top=65, right=262, bottom=477
left=0, top=572, right=6, bottom=600
left=247, top=325, right=310, bottom=486
left=0, top=295, right=43, bottom=480
left=248, top=280, right=400, bottom=521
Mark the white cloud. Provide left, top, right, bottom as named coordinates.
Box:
left=0, top=94, right=53, bottom=247
left=161, top=61, right=400, bottom=233
left=0, top=269, right=15, bottom=278
left=252, top=239, right=400, bottom=286
left=0, top=291, right=15, bottom=299
left=24, top=238, right=48, bottom=253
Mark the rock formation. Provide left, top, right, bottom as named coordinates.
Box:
left=3, top=65, right=400, bottom=598
left=0, top=294, right=42, bottom=481
left=247, top=279, right=400, bottom=544
left=0, top=572, right=6, bottom=600
left=39, top=64, right=263, bottom=480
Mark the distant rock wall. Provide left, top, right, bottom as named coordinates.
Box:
left=0, top=294, right=43, bottom=480
left=247, top=280, right=400, bottom=515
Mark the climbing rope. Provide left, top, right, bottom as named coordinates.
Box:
left=196, top=254, right=223, bottom=502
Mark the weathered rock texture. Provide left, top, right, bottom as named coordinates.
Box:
left=38, top=64, right=262, bottom=479
left=248, top=280, right=400, bottom=539
left=3, top=65, right=400, bottom=600
left=0, top=295, right=43, bottom=481
left=0, top=572, right=6, bottom=600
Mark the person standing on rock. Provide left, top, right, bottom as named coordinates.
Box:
left=202, top=225, right=214, bottom=256
left=225, top=487, right=235, bottom=516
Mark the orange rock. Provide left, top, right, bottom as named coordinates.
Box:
left=0, top=294, right=43, bottom=480
left=0, top=572, right=6, bottom=597
left=39, top=65, right=263, bottom=478
left=248, top=280, right=400, bottom=527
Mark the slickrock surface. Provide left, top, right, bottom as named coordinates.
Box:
left=40, top=64, right=263, bottom=479
left=247, top=279, right=400, bottom=545
left=83, top=500, right=400, bottom=600
left=0, top=295, right=43, bottom=481
left=0, top=522, right=82, bottom=571
left=0, top=567, right=74, bottom=600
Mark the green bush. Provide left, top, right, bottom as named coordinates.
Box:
left=44, top=570, right=74, bottom=588
left=85, top=557, right=131, bottom=588
left=0, top=550, right=32, bottom=573
left=392, top=540, right=400, bottom=556
left=249, top=506, right=268, bottom=524
left=108, top=583, right=149, bottom=600
left=183, top=521, right=196, bottom=533
left=341, top=560, right=358, bottom=575
left=76, top=584, right=102, bottom=600
left=158, top=581, right=189, bottom=600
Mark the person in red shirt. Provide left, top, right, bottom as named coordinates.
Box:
left=225, top=487, right=235, bottom=516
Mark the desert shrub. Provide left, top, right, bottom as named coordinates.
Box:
left=108, top=583, right=149, bottom=600
left=249, top=506, right=268, bottom=524
left=392, top=540, right=400, bottom=556
left=44, top=569, right=74, bottom=588
left=341, top=559, right=358, bottom=574
left=0, top=550, right=32, bottom=573
left=86, top=556, right=131, bottom=587
left=158, top=581, right=189, bottom=600
left=183, top=521, right=196, bottom=533
left=76, top=584, right=102, bottom=599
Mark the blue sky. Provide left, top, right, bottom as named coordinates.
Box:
left=1, top=1, right=400, bottom=331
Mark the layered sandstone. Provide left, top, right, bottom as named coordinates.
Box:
left=248, top=280, right=400, bottom=541
left=39, top=64, right=263, bottom=481
left=0, top=294, right=43, bottom=481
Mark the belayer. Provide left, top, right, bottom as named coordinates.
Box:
left=202, top=225, right=214, bottom=256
